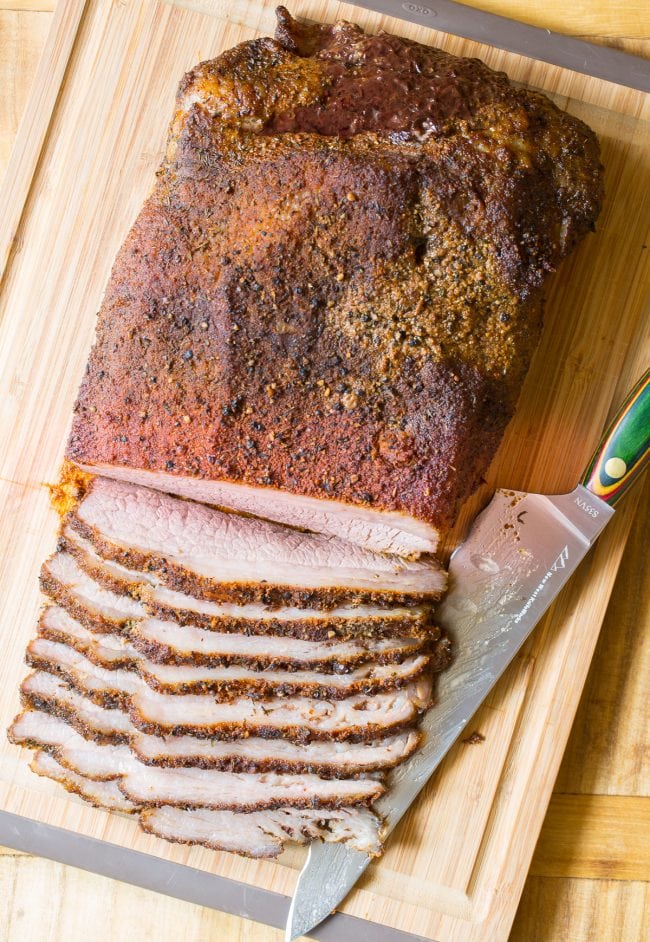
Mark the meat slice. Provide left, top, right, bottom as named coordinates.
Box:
left=10, top=707, right=421, bottom=776
left=131, top=728, right=420, bottom=776
left=139, top=653, right=430, bottom=699
left=38, top=606, right=139, bottom=670
left=26, top=638, right=140, bottom=708
left=85, top=466, right=438, bottom=558
left=21, top=714, right=385, bottom=812
left=22, top=715, right=384, bottom=810
left=129, top=678, right=432, bottom=741
left=117, top=764, right=383, bottom=811
left=9, top=710, right=133, bottom=780
left=139, top=804, right=383, bottom=858
left=43, top=551, right=440, bottom=660
left=11, top=704, right=420, bottom=777
left=21, top=671, right=134, bottom=742
left=19, top=715, right=383, bottom=853
left=41, top=551, right=144, bottom=633
left=27, top=631, right=431, bottom=701
left=23, top=665, right=430, bottom=743
left=63, top=525, right=438, bottom=640
left=143, top=591, right=435, bottom=641
left=68, top=477, right=446, bottom=607
left=131, top=618, right=428, bottom=670
left=30, top=750, right=138, bottom=812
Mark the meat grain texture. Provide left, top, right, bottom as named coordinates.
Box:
left=10, top=8, right=603, bottom=861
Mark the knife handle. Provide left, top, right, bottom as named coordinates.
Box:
left=582, top=369, right=650, bottom=507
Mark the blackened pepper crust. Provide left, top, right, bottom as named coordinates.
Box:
left=67, top=9, right=603, bottom=532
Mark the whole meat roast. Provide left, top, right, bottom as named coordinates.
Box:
left=9, top=8, right=603, bottom=859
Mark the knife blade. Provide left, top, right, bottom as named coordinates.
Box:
left=286, top=370, right=649, bottom=941
left=349, top=1, right=650, bottom=93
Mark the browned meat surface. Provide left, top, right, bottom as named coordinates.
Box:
left=130, top=726, right=420, bottom=776
left=41, top=550, right=144, bottom=634
left=10, top=711, right=135, bottom=779
left=23, top=723, right=384, bottom=838
left=67, top=8, right=603, bottom=555
left=16, top=713, right=384, bottom=853
left=117, top=764, right=384, bottom=811
left=138, top=653, right=430, bottom=698
left=26, top=721, right=385, bottom=812
left=25, top=637, right=139, bottom=709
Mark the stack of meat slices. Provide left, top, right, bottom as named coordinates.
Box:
left=10, top=477, right=450, bottom=859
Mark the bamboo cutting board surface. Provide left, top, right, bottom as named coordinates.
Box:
left=0, top=2, right=648, bottom=940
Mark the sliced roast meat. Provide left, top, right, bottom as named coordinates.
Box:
left=85, top=465, right=438, bottom=558
left=27, top=630, right=431, bottom=701
left=10, top=710, right=133, bottom=780
left=20, top=671, right=134, bottom=742
left=38, top=606, right=139, bottom=670
left=139, top=803, right=383, bottom=858
left=26, top=638, right=140, bottom=708
left=66, top=526, right=439, bottom=639
left=143, top=589, right=437, bottom=641
left=129, top=678, right=432, bottom=741
left=61, top=530, right=439, bottom=640
left=30, top=750, right=139, bottom=812
left=67, top=478, right=446, bottom=607
left=61, top=525, right=157, bottom=593
left=22, top=722, right=383, bottom=849
left=131, top=727, right=420, bottom=776
left=26, top=724, right=385, bottom=810
left=139, top=653, right=431, bottom=699
left=10, top=704, right=420, bottom=778
left=117, top=763, right=383, bottom=811
left=41, top=551, right=144, bottom=633
left=131, top=619, right=427, bottom=671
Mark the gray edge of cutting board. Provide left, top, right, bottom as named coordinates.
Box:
left=0, top=812, right=431, bottom=942
left=1, top=1, right=647, bottom=940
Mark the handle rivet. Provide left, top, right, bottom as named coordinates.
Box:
left=604, top=457, right=627, bottom=479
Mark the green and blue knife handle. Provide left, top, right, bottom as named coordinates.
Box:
left=582, top=369, right=650, bottom=507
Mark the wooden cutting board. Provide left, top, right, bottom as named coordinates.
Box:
left=0, top=2, right=647, bottom=940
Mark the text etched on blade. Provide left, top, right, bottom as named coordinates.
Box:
left=575, top=495, right=601, bottom=517
left=401, top=3, right=437, bottom=17
left=513, top=546, right=569, bottom=624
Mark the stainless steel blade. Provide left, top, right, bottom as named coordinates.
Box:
left=285, top=484, right=614, bottom=941
left=349, top=1, right=650, bottom=92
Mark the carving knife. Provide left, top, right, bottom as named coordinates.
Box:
left=349, top=1, right=650, bottom=93
left=286, top=370, right=650, bottom=941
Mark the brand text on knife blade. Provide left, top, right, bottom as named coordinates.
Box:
left=512, top=546, right=569, bottom=624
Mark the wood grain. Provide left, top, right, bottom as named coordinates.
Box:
left=554, top=474, right=650, bottom=798
left=1, top=2, right=55, bottom=12
left=456, top=0, right=649, bottom=39
left=529, top=795, right=650, bottom=880
left=0, top=0, right=87, bottom=278
left=0, top=9, right=51, bottom=175
left=0, top=3, right=648, bottom=941
left=512, top=877, right=649, bottom=942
